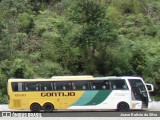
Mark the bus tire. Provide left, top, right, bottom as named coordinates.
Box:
left=30, top=103, right=41, bottom=112
left=117, top=102, right=129, bottom=112
left=43, top=102, right=54, bottom=112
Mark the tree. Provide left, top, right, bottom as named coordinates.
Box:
left=68, top=0, right=117, bottom=75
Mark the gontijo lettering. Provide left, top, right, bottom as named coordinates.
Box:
left=41, top=92, right=75, bottom=97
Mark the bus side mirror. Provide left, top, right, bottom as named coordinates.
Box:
left=146, top=83, right=154, bottom=92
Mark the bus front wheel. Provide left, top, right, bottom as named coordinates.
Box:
left=43, top=102, right=54, bottom=112
left=117, top=102, right=129, bottom=112
left=30, top=103, right=41, bottom=112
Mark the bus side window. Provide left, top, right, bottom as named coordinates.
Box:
left=102, top=86, right=106, bottom=90
left=68, top=82, right=72, bottom=90
left=36, top=84, right=39, bottom=91
left=104, top=80, right=111, bottom=90
left=44, top=86, right=47, bottom=91
left=36, top=86, right=39, bottom=91
left=72, top=81, right=89, bottom=90
left=109, top=79, right=128, bottom=90
left=73, top=86, right=76, bottom=90
left=25, top=82, right=39, bottom=91
left=113, top=85, right=117, bottom=89
left=40, top=82, right=52, bottom=91
left=63, top=86, right=66, bottom=90
left=92, top=86, right=96, bottom=90
left=82, top=86, right=86, bottom=90
left=11, top=82, right=24, bottom=92
left=55, top=81, right=70, bottom=91
left=91, top=80, right=106, bottom=90
left=25, top=87, right=28, bottom=91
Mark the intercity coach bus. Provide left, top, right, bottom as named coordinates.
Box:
left=7, top=76, right=153, bottom=112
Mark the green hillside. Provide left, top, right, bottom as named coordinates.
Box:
left=0, top=0, right=160, bottom=103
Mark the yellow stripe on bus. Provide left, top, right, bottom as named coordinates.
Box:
left=9, top=91, right=85, bottom=110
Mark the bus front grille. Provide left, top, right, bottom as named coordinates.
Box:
left=13, top=99, right=21, bottom=108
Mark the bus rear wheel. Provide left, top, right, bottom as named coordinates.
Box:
left=43, top=102, right=54, bottom=112
left=117, top=102, right=129, bottom=112
left=30, top=103, right=41, bottom=112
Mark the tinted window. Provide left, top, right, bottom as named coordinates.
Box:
left=91, top=80, right=111, bottom=90
left=109, top=79, right=128, bottom=90
left=25, top=82, right=39, bottom=91
left=55, top=81, right=72, bottom=90
left=12, top=82, right=24, bottom=92
left=39, top=82, right=53, bottom=91
left=12, top=82, right=18, bottom=91
left=72, top=81, right=90, bottom=90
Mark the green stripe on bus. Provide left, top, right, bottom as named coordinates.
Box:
left=72, top=91, right=99, bottom=106
left=85, top=90, right=112, bottom=105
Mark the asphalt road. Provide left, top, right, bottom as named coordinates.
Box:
left=0, top=101, right=159, bottom=117
left=0, top=101, right=160, bottom=111
left=148, top=101, right=160, bottom=111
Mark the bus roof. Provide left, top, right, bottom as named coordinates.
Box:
left=94, top=76, right=143, bottom=80
left=51, top=75, right=93, bottom=79
left=8, top=75, right=94, bottom=82
left=8, top=76, right=143, bottom=82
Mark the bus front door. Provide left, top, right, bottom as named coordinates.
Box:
left=129, top=80, right=149, bottom=108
